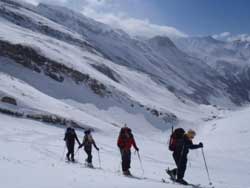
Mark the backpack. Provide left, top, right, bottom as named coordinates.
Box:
left=169, top=128, right=185, bottom=151
left=65, top=127, right=75, bottom=141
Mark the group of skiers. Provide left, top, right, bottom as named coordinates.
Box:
left=64, top=125, right=99, bottom=167
left=63, top=121, right=203, bottom=185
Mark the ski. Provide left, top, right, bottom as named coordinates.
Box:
left=123, top=174, right=146, bottom=180
left=161, top=178, right=171, bottom=184
left=65, top=160, right=79, bottom=164
left=187, top=183, right=202, bottom=188
left=188, top=184, right=215, bottom=188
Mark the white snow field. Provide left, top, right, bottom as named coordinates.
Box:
left=1, top=106, right=250, bottom=188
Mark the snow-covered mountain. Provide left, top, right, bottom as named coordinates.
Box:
left=1, top=0, right=250, bottom=130
left=174, top=36, right=250, bottom=67
left=1, top=1, right=250, bottom=188
left=174, top=36, right=250, bottom=105
left=0, top=0, right=221, bottom=131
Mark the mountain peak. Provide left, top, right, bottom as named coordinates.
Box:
left=148, top=35, right=176, bottom=48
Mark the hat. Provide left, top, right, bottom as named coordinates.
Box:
left=187, top=129, right=196, bottom=136
left=66, top=120, right=72, bottom=128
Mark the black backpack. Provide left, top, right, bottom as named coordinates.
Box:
left=65, top=127, right=75, bottom=140
left=169, top=128, right=185, bottom=151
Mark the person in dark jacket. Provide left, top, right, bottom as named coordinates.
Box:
left=167, top=129, right=203, bottom=185
left=64, top=124, right=81, bottom=162
left=79, top=129, right=99, bottom=167
left=117, top=126, right=139, bottom=175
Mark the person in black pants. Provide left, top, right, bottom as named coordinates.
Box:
left=117, top=127, right=139, bottom=175
left=79, top=129, right=99, bottom=167
left=64, top=124, right=81, bottom=162
left=167, top=129, right=203, bottom=185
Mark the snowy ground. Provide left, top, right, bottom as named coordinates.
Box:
left=1, top=106, right=250, bottom=188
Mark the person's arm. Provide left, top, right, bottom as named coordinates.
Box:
left=78, top=136, right=85, bottom=148
left=188, top=140, right=203, bottom=149
left=64, top=132, right=67, bottom=141
left=92, top=139, right=99, bottom=151
left=74, top=132, right=81, bottom=145
left=132, top=138, right=139, bottom=151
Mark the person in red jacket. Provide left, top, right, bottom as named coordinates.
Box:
left=117, top=126, right=139, bottom=175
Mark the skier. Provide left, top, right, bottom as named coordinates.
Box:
left=79, top=129, right=99, bottom=168
left=167, top=129, right=203, bottom=185
left=64, top=123, right=81, bottom=162
left=117, top=126, right=139, bottom=176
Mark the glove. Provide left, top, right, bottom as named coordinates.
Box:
left=199, top=142, right=203, bottom=148
left=78, top=145, right=82, bottom=149
left=135, top=147, right=139, bottom=152
left=96, top=147, right=100, bottom=151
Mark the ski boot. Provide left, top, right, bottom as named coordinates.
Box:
left=123, top=170, right=131, bottom=176
left=66, top=154, right=70, bottom=162
left=86, top=162, right=94, bottom=168
left=176, top=178, right=189, bottom=185
left=166, top=168, right=176, bottom=180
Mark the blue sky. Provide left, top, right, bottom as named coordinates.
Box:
left=24, top=0, right=250, bottom=40
left=123, top=0, right=250, bottom=36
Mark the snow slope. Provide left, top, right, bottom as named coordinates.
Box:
left=1, top=105, right=250, bottom=188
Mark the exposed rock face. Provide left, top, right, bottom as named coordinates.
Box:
left=0, top=106, right=86, bottom=129
left=1, top=96, right=17, bottom=105
left=0, top=40, right=109, bottom=96
left=0, top=107, right=22, bottom=116
left=91, top=64, right=120, bottom=83
left=162, top=113, right=178, bottom=125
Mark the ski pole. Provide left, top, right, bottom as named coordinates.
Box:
left=136, top=151, right=145, bottom=176
left=75, top=148, right=80, bottom=158
left=98, top=150, right=102, bottom=169
left=60, top=144, right=66, bottom=161
left=201, top=148, right=213, bottom=185
left=117, top=149, right=122, bottom=173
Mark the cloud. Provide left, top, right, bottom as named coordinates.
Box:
left=213, top=32, right=250, bottom=42
left=21, top=0, right=67, bottom=5
left=84, top=10, right=187, bottom=39
left=227, top=34, right=250, bottom=42
left=80, top=0, right=187, bottom=39
left=20, top=0, right=187, bottom=38
left=213, top=32, right=231, bottom=40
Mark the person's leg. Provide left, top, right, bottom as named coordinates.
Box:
left=123, top=150, right=131, bottom=175
left=85, top=147, right=92, bottom=164
left=169, top=153, right=179, bottom=179
left=66, top=142, right=71, bottom=161
left=88, top=149, right=93, bottom=164
left=127, top=150, right=131, bottom=170
left=178, top=157, right=187, bottom=180
left=70, top=143, right=75, bottom=161
left=175, top=156, right=188, bottom=185
left=121, top=150, right=127, bottom=172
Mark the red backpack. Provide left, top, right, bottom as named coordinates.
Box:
left=169, top=128, right=185, bottom=151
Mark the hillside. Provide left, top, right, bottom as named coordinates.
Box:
left=0, top=0, right=223, bottom=131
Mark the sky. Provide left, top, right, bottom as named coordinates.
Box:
left=22, top=0, right=250, bottom=41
